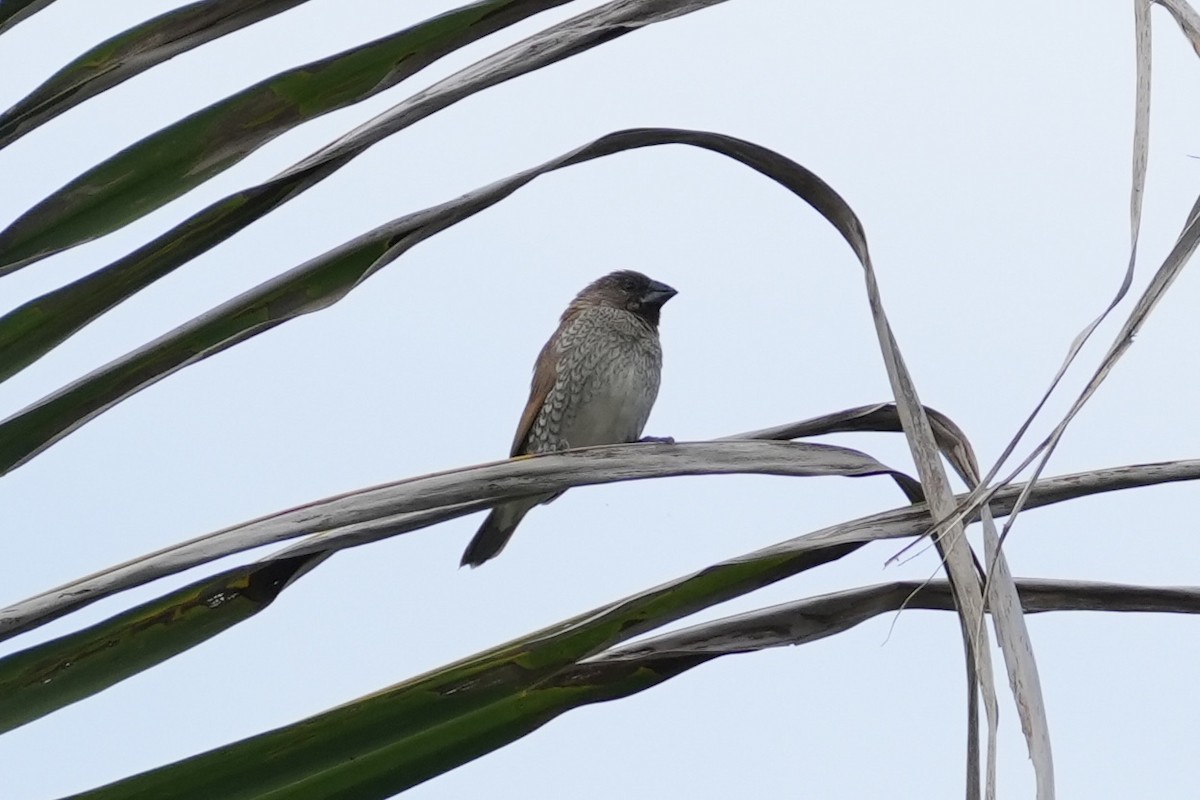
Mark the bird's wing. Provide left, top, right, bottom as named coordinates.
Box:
left=509, top=329, right=561, bottom=457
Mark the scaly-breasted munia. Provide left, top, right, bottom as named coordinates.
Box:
left=461, top=270, right=677, bottom=567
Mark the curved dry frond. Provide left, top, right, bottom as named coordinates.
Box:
left=927, top=417, right=1050, bottom=794
left=990, top=195, right=1200, bottom=538
left=908, top=191, right=1200, bottom=588
left=0, top=0, right=316, bottom=149
left=896, top=14, right=1188, bottom=789
left=1156, top=0, right=1200, bottom=54
left=899, top=0, right=1200, bottom=600
left=597, top=579, right=1200, bottom=661
left=0, top=405, right=940, bottom=728
left=864, top=13, right=1199, bottom=788
left=729, top=403, right=979, bottom=482
left=0, top=438, right=915, bottom=642
left=4, top=455, right=1195, bottom=738
left=940, top=0, right=1158, bottom=541
left=0, top=127, right=864, bottom=474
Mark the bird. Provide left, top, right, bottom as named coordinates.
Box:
left=461, top=269, right=678, bottom=567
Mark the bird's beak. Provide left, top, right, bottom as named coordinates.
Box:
left=641, top=280, right=678, bottom=307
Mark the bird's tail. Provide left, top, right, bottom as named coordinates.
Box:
left=460, top=499, right=537, bottom=568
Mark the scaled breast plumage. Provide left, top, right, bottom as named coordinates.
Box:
left=525, top=305, right=662, bottom=454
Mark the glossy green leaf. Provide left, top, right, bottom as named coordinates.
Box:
left=0, top=0, right=55, bottom=35
left=0, top=554, right=322, bottom=734
left=289, top=577, right=1200, bottom=798
left=0, top=0, right=730, bottom=384
left=55, top=544, right=876, bottom=799
left=0, top=0, right=316, bottom=149
left=63, top=576, right=1200, bottom=799
left=0, top=0, right=575, bottom=273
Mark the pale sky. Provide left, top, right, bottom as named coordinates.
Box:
left=2, top=1, right=1200, bottom=798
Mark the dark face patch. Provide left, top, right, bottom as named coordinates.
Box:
left=570, top=270, right=677, bottom=328
left=593, top=269, right=653, bottom=297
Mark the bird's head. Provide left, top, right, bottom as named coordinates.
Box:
left=576, top=270, right=678, bottom=327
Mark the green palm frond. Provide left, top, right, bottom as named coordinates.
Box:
left=5, top=2, right=1200, bottom=798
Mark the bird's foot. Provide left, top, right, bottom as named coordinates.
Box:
left=638, top=435, right=675, bottom=444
